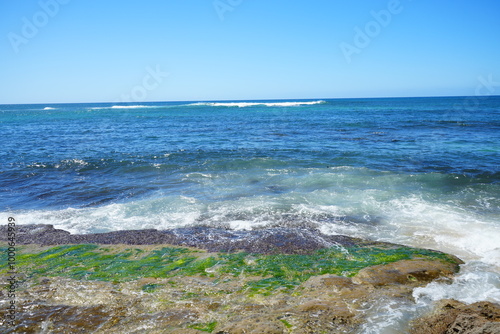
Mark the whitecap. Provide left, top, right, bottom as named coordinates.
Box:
left=188, top=100, right=326, bottom=108
left=89, top=105, right=163, bottom=110
left=110, top=105, right=150, bottom=109
left=413, top=262, right=500, bottom=305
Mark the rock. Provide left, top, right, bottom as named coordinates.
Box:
left=302, top=274, right=355, bottom=291
left=0, top=224, right=415, bottom=255
left=296, top=299, right=354, bottom=319
left=170, top=330, right=205, bottom=334
left=410, top=299, right=500, bottom=334
left=0, top=224, right=469, bottom=333
left=353, top=259, right=460, bottom=286
left=216, top=316, right=285, bottom=334
left=0, top=302, right=199, bottom=334
left=2, top=303, right=114, bottom=334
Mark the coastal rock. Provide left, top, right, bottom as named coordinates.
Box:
left=0, top=224, right=468, bottom=333
left=3, top=303, right=113, bottom=334
left=2, top=302, right=199, bottom=334
left=216, top=316, right=285, bottom=334
left=0, top=224, right=418, bottom=255
left=410, top=299, right=500, bottom=334
left=352, top=259, right=461, bottom=286
left=302, top=274, right=355, bottom=291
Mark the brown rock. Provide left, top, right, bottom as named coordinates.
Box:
left=410, top=299, right=500, bottom=334
left=302, top=274, right=355, bottom=291
left=216, top=316, right=285, bottom=334
left=170, top=329, right=206, bottom=334
left=3, top=304, right=113, bottom=334
left=353, top=259, right=459, bottom=286
left=296, top=299, right=352, bottom=315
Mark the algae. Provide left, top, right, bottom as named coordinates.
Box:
left=280, top=318, right=293, bottom=329
left=141, top=283, right=163, bottom=293
left=188, top=321, right=218, bottom=332
left=0, top=243, right=460, bottom=295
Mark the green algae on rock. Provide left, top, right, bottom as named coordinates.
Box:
left=1, top=243, right=461, bottom=291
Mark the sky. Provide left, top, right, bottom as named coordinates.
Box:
left=0, top=0, right=499, bottom=104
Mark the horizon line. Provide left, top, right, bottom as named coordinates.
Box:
left=1, top=94, right=499, bottom=106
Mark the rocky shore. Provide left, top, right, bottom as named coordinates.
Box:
left=1, top=225, right=499, bottom=333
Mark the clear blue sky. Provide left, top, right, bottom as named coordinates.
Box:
left=1, top=0, right=499, bottom=104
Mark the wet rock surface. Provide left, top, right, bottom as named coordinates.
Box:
left=410, top=299, right=500, bottom=334
left=352, top=259, right=460, bottom=286
left=2, top=224, right=409, bottom=254
left=0, top=275, right=375, bottom=333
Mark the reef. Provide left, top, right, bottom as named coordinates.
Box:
left=0, top=225, right=468, bottom=333
left=410, top=299, right=500, bottom=334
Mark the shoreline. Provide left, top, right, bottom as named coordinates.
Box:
left=0, top=224, right=447, bottom=254
left=4, top=225, right=499, bottom=333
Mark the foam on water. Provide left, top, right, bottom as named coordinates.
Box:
left=414, top=262, right=500, bottom=305
left=189, top=100, right=326, bottom=107
left=88, top=105, right=164, bottom=110
left=356, top=298, right=419, bottom=334
left=110, top=105, right=155, bottom=109
left=5, top=195, right=203, bottom=234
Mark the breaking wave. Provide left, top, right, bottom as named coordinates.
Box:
left=188, top=100, right=327, bottom=108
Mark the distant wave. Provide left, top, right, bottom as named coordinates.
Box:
left=188, top=100, right=327, bottom=108
left=84, top=101, right=327, bottom=110
left=110, top=105, right=151, bottom=109
left=43, top=107, right=56, bottom=110
left=89, top=105, right=163, bottom=110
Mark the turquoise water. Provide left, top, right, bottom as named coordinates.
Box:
left=1, top=97, right=500, bottom=331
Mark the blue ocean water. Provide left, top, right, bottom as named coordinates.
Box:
left=1, top=97, right=500, bottom=330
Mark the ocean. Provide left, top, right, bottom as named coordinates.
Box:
left=1, top=96, right=500, bottom=332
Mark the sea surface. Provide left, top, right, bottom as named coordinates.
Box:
left=1, top=97, right=500, bottom=332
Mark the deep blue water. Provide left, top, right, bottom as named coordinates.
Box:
left=1, top=97, right=499, bottom=212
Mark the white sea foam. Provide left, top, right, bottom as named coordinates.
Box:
left=356, top=298, right=418, bottom=334
left=8, top=196, right=203, bottom=234
left=354, top=263, right=500, bottom=333
left=316, top=196, right=500, bottom=269
left=43, top=107, right=56, bottom=110
left=414, top=262, right=500, bottom=305
left=89, top=105, right=163, bottom=110
left=189, top=100, right=326, bottom=108
left=381, top=197, right=500, bottom=267
left=110, top=105, right=152, bottom=109
left=85, top=101, right=325, bottom=110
